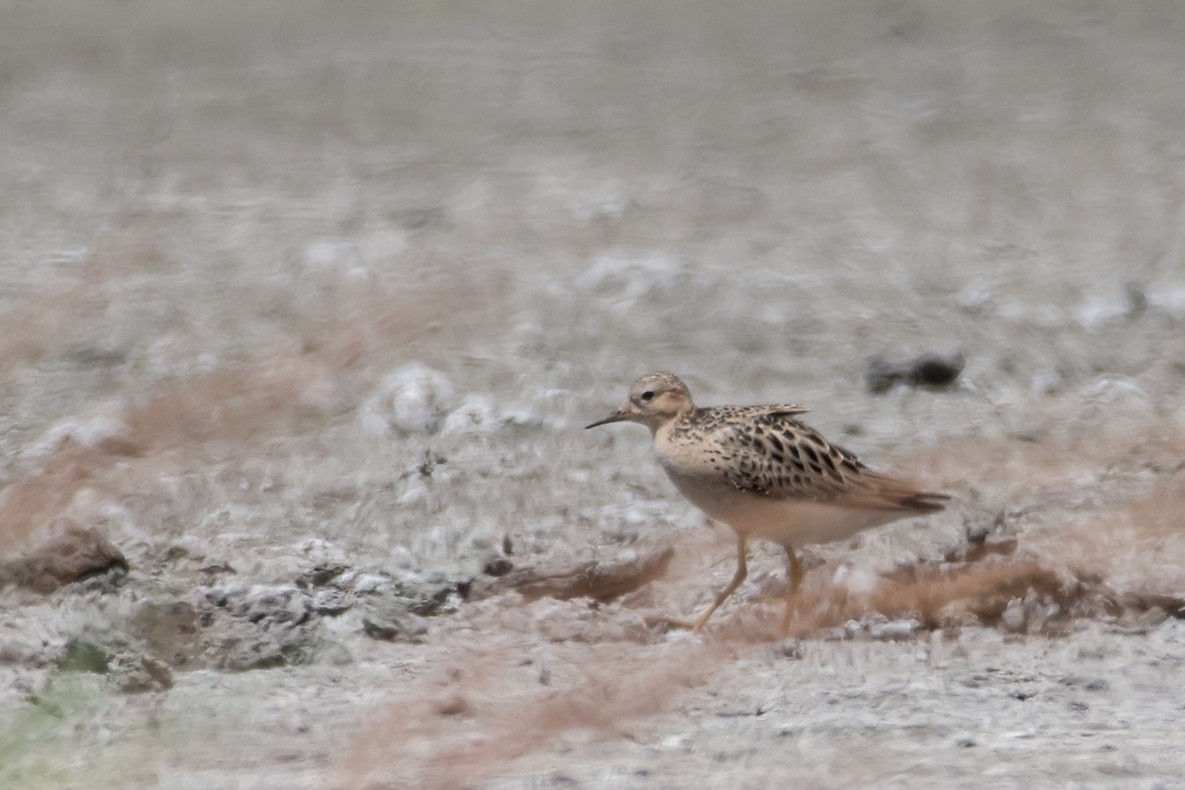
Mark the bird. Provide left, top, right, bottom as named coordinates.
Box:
left=586, top=371, right=949, bottom=633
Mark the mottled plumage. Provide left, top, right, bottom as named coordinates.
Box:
left=587, top=371, right=949, bottom=632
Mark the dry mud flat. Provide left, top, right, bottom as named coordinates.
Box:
left=4, top=2, right=1185, bottom=788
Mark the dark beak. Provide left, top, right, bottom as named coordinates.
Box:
left=585, top=410, right=626, bottom=429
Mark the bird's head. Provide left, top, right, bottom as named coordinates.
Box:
left=585, top=371, right=695, bottom=434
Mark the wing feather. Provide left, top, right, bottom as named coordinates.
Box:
left=705, top=409, right=948, bottom=513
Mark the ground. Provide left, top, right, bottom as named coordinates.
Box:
left=2, top=2, right=1185, bottom=788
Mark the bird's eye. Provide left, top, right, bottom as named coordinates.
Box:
left=640, top=390, right=655, bottom=402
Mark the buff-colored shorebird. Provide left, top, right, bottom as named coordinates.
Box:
left=587, top=371, right=948, bottom=632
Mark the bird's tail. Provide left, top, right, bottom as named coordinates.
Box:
left=894, top=489, right=950, bottom=513
left=862, top=472, right=950, bottom=513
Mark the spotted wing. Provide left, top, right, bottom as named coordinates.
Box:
left=708, top=408, right=947, bottom=512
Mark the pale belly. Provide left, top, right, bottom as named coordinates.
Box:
left=664, top=469, right=910, bottom=548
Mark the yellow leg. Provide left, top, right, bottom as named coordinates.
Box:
left=779, top=545, right=805, bottom=632
left=687, top=532, right=748, bottom=633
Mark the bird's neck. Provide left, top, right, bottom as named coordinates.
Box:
left=652, top=409, right=694, bottom=439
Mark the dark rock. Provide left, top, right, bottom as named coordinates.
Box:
left=0, top=527, right=128, bottom=594
left=865, top=352, right=965, bottom=394
left=221, top=586, right=311, bottom=625
left=406, top=585, right=456, bottom=617
left=912, top=352, right=965, bottom=387
left=482, top=556, right=514, bottom=577
left=362, top=603, right=428, bottom=642
left=295, top=564, right=349, bottom=589
left=310, top=588, right=353, bottom=616
left=362, top=618, right=400, bottom=641
left=195, top=584, right=322, bottom=670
